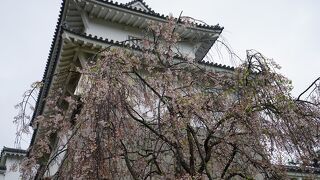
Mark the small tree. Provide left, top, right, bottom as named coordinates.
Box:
left=16, top=17, right=320, bottom=179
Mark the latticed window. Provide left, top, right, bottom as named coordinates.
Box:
left=128, top=35, right=140, bottom=47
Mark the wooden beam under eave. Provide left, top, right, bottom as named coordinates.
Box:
left=66, top=16, right=82, bottom=22
left=89, top=4, right=98, bottom=18
left=184, top=30, right=194, bottom=39
left=59, top=60, right=72, bottom=67
left=68, top=21, right=84, bottom=27
left=84, top=2, right=91, bottom=12
left=111, top=11, right=120, bottom=22
left=139, top=20, right=147, bottom=29
left=55, top=73, right=69, bottom=81
left=62, top=50, right=80, bottom=96
left=58, top=64, right=72, bottom=72
left=62, top=42, right=77, bottom=49
left=132, top=17, right=141, bottom=27
left=126, top=15, right=135, bottom=26
left=84, top=42, right=94, bottom=49
left=104, top=8, right=111, bottom=20
left=60, top=57, right=74, bottom=64
left=66, top=9, right=80, bottom=16
left=119, top=13, right=127, bottom=24
left=97, top=7, right=105, bottom=19
left=61, top=50, right=75, bottom=57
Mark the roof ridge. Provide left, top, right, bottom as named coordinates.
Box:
left=126, top=0, right=142, bottom=5
left=198, top=60, right=235, bottom=71
left=125, top=0, right=154, bottom=13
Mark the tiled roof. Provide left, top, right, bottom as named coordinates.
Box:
left=1, top=147, right=27, bottom=159
left=91, top=0, right=223, bottom=31
left=31, top=0, right=65, bottom=123
left=0, top=147, right=26, bottom=173
left=198, top=60, right=235, bottom=71
left=0, top=147, right=26, bottom=166
left=29, top=1, right=66, bottom=148
left=1, top=147, right=27, bottom=155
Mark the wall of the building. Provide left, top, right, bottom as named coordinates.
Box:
left=0, top=173, right=4, bottom=180
left=44, top=136, right=67, bottom=178
left=0, top=156, right=23, bottom=180
left=85, top=16, right=197, bottom=58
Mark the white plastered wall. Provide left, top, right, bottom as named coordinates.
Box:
left=1, top=156, right=24, bottom=180
left=85, top=16, right=197, bottom=59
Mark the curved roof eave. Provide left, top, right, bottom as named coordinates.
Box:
left=84, top=0, right=224, bottom=32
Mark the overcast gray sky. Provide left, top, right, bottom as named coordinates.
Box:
left=0, top=0, right=319, bottom=150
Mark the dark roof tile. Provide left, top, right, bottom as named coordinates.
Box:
left=198, top=60, right=235, bottom=71
left=1, top=147, right=27, bottom=154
